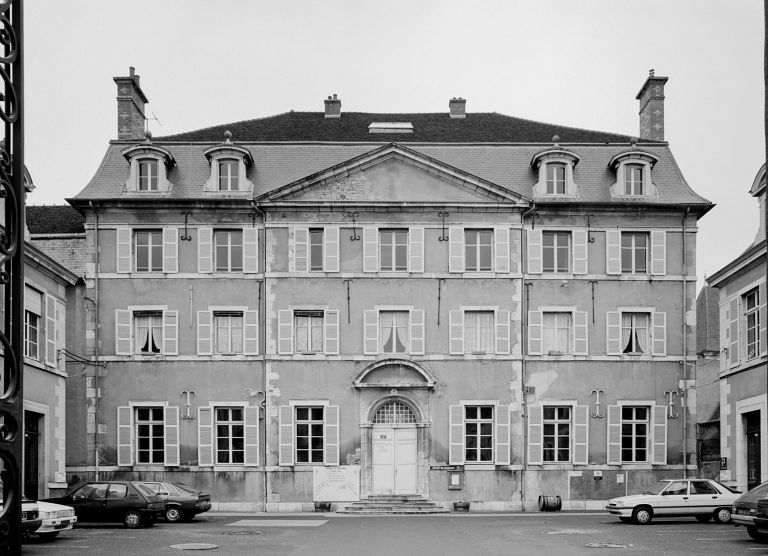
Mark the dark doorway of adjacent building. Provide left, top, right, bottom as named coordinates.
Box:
left=24, top=411, right=42, bottom=499
left=745, top=411, right=761, bottom=490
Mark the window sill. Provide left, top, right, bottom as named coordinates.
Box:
left=463, top=464, right=496, bottom=471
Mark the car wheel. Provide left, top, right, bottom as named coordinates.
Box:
left=713, top=507, right=732, bottom=524
left=695, top=515, right=712, bottom=523
left=37, top=532, right=60, bottom=540
left=619, top=517, right=633, bottom=524
left=632, top=506, right=653, bottom=525
left=124, top=510, right=143, bottom=529
left=166, top=506, right=182, bottom=523
left=747, top=526, right=768, bottom=541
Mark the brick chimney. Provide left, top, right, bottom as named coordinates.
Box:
left=324, top=94, right=341, bottom=118
left=114, top=67, right=149, bottom=140
left=636, top=69, right=668, bottom=141
left=449, top=97, right=466, bottom=119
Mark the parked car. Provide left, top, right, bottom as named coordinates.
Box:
left=44, top=481, right=165, bottom=528
left=140, top=481, right=212, bottom=522
left=605, top=478, right=740, bottom=524
left=734, top=481, right=768, bottom=541
left=21, top=499, right=42, bottom=538
left=32, top=500, right=77, bottom=539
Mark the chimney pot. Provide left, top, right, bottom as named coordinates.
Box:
left=449, top=97, right=466, bottom=119
left=324, top=94, right=341, bottom=118
left=636, top=71, right=668, bottom=141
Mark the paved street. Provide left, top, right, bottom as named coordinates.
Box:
left=19, top=512, right=768, bottom=556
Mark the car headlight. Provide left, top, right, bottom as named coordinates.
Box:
left=57, top=509, right=74, bottom=518
left=39, top=511, right=53, bottom=520
left=612, top=501, right=624, bottom=507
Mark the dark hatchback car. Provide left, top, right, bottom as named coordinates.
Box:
left=44, top=481, right=165, bottom=528
left=733, top=481, right=768, bottom=540
left=140, top=481, right=212, bottom=522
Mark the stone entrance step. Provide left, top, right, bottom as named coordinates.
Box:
left=337, top=495, right=450, bottom=515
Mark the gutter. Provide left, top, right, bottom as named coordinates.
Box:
left=251, top=200, right=268, bottom=511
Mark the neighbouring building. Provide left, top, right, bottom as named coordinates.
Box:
left=706, top=164, right=767, bottom=492
left=695, top=285, right=721, bottom=479
left=63, top=68, right=712, bottom=511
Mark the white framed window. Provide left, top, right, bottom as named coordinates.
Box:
left=621, top=232, right=648, bottom=274
left=215, top=406, right=244, bottom=464
left=543, top=231, right=570, bottom=273
left=450, top=307, right=510, bottom=355
left=290, top=227, right=338, bottom=273
left=464, top=229, right=493, bottom=272
left=448, top=401, right=510, bottom=466
left=309, top=229, right=324, bottom=271
left=528, top=308, right=587, bottom=356
left=116, top=403, right=180, bottom=467
left=138, top=159, right=158, bottom=191
left=527, top=403, right=589, bottom=465
left=531, top=149, right=581, bottom=198
left=606, top=229, right=665, bottom=276
left=379, top=229, right=408, bottom=272
left=543, top=406, right=571, bottom=463
left=218, top=159, right=239, bottom=191
left=24, top=311, right=39, bottom=360
left=277, top=308, right=338, bottom=355
left=606, top=402, right=667, bottom=465
left=546, top=163, right=566, bottom=195
left=214, top=312, right=244, bottom=355
left=135, top=230, right=163, bottom=272
left=609, top=151, right=659, bottom=199
left=745, top=288, right=760, bottom=360
left=624, top=164, right=644, bottom=195
left=722, top=281, right=767, bottom=369
left=214, top=230, right=243, bottom=272
left=278, top=402, right=340, bottom=467
left=122, top=145, right=174, bottom=194
left=116, top=307, right=178, bottom=356
left=606, top=309, right=665, bottom=356
left=363, top=307, right=424, bottom=356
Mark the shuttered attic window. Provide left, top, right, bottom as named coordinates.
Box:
left=368, top=122, right=413, bottom=134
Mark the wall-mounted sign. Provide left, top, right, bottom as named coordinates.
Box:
left=720, top=457, right=728, bottom=470
left=313, top=466, right=360, bottom=502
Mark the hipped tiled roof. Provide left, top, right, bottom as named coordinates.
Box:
left=27, top=205, right=85, bottom=234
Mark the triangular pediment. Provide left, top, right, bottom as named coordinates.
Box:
left=258, top=143, right=528, bottom=205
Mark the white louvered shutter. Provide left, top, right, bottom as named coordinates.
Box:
left=198, top=228, right=213, bottom=273
left=116, top=227, right=131, bottom=273
left=495, top=405, right=510, bottom=465
left=244, top=310, right=259, bottom=355
left=163, top=311, right=178, bottom=355
left=163, top=228, right=178, bottom=273
left=572, top=230, right=588, bottom=275
left=449, top=405, right=464, bottom=465
left=278, top=405, right=294, bottom=466
left=54, top=300, right=66, bottom=370
left=650, top=230, right=666, bottom=276
left=606, top=311, right=621, bottom=355
left=363, top=227, right=378, bottom=272
left=494, top=227, right=510, bottom=274
left=244, top=406, right=260, bottom=466
left=363, top=310, right=379, bottom=355
left=292, top=228, right=309, bottom=272
left=760, top=281, right=767, bottom=356
left=528, top=310, right=542, bottom=355
left=449, top=310, right=464, bottom=355
left=573, top=311, right=588, bottom=355
left=409, top=227, right=424, bottom=273
left=45, top=294, right=56, bottom=366
left=115, top=309, right=132, bottom=355
left=572, top=405, right=589, bottom=465
left=278, top=309, right=293, bottom=355
left=721, top=302, right=730, bottom=373
left=164, top=406, right=180, bottom=466
left=448, top=227, right=463, bottom=273
left=606, top=230, right=621, bottom=275
left=606, top=405, right=621, bottom=464
left=243, top=227, right=259, bottom=273
left=324, top=310, right=339, bottom=355
left=410, top=309, right=425, bottom=355
left=527, top=405, right=542, bottom=465
left=652, top=405, right=668, bottom=465
left=651, top=312, right=666, bottom=356
left=729, top=298, right=739, bottom=366
left=197, top=311, right=212, bottom=355
left=495, top=309, right=510, bottom=354
left=324, top=405, right=340, bottom=466
left=325, top=227, right=340, bottom=272
left=117, top=406, right=133, bottom=466
left=526, top=229, right=542, bottom=274
left=198, top=406, right=214, bottom=467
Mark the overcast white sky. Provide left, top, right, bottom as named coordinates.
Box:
left=24, top=0, right=764, bottom=292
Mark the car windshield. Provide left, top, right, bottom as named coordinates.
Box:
left=642, top=481, right=672, bottom=495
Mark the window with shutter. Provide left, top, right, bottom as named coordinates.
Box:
left=162, top=228, right=178, bottom=273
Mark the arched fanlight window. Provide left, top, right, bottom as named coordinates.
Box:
left=372, top=400, right=417, bottom=424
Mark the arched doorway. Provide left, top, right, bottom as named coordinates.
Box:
left=371, top=400, right=418, bottom=495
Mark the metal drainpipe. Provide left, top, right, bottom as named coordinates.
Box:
left=251, top=201, right=268, bottom=510
left=520, top=204, right=535, bottom=511
left=682, top=208, right=689, bottom=477
left=89, top=203, right=100, bottom=480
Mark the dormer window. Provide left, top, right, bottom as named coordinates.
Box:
left=122, top=134, right=175, bottom=194
left=531, top=140, right=581, bottom=198
left=609, top=148, right=659, bottom=199
left=203, top=131, right=254, bottom=194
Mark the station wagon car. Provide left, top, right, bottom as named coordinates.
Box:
left=44, top=481, right=164, bottom=528
left=606, top=479, right=740, bottom=524
left=140, top=481, right=212, bottom=522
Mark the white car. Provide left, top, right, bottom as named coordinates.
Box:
left=605, top=478, right=740, bottom=525
left=33, top=500, right=77, bottom=539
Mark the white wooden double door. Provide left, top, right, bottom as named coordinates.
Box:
left=372, top=426, right=417, bottom=495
